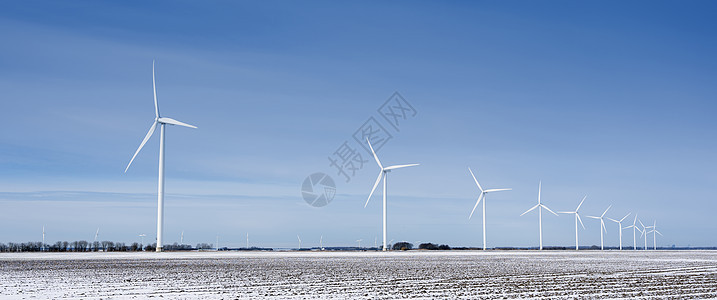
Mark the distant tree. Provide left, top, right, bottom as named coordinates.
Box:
left=144, top=243, right=156, bottom=252
left=438, top=244, right=451, bottom=250
left=392, top=242, right=413, bottom=251
left=419, top=243, right=439, bottom=250
left=130, top=242, right=140, bottom=251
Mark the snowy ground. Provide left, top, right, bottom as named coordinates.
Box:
left=1, top=250, right=716, bottom=299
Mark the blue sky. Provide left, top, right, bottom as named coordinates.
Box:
left=0, top=1, right=715, bottom=248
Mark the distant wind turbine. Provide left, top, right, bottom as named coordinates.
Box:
left=297, top=235, right=302, bottom=249
left=180, top=231, right=184, bottom=244
left=42, top=226, right=45, bottom=252
left=586, top=205, right=611, bottom=250
left=649, top=220, right=663, bottom=250
left=520, top=181, right=559, bottom=250
left=246, top=232, right=249, bottom=249
left=356, top=239, right=363, bottom=248
left=139, top=234, right=146, bottom=248
left=319, top=235, right=323, bottom=250
left=607, top=213, right=631, bottom=250
left=558, top=195, right=587, bottom=250
left=364, top=138, right=419, bottom=251
left=623, top=214, right=640, bottom=250
left=467, top=167, right=511, bottom=250
left=124, top=61, right=197, bottom=252
left=94, top=228, right=100, bottom=243
left=639, top=220, right=649, bottom=250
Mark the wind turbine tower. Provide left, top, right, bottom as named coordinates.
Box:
left=607, top=213, right=631, bottom=250
left=364, top=138, right=419, bottom=251
left=558, top=195, right=587, bottom=250
left=586, top=205, right=611, bottom=250
left=623, top=214, right=640, bottom=250
left=520, top=181, right=559, bottom=250
left=467, top=167, right=511, bottom=250
left=124, top=61, right=197, bottom=252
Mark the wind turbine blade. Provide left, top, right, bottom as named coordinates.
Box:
left=557, top=211, right=574, bottom=214
left=537, top=180, right=542, bottom=204
left=153, top=60, right=159, bottom=118
left=384, top=163, right=419, bottom=170
left=576, top=213, right=585, bottom=229
left=655, top=230, right=663, bottom=236
left=586, top=216, right=601, bottom=219
left=606, top=217, right=618, bottom=223
left=638, top=220, right=645, bottom=228
left=601, top=220, right=607, bottom=233
left=468, top=192, right=484, bottom=219
left=633, top=214, right=638, bottom=225
left=619, top=213, right=631, bottom=223
left=468, top=167, right=483, bottom=192
left=624, top=225, right=634, bottom=229
left=125, top=121, right=158, bottom=172
left=601, top=205, right=612, bottom=217
left=541, top=204, right=559, bottom=216
left=365, top=172, right=383, bottom=208
left=158, top=117, right=197, bottom=129
left=484, top=188, right=512, bottom=193
left=576, top=195, right=587, bottom=211
left=366, top=138, right=382, bottom=169
left=520, top=204, right=539, bottom=216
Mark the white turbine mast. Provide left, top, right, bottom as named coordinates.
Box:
left=180, top=231, right=184, bottom=245
left=607, top=212, right=631, bottom=250
left=356, top=239, right=363, bottom=248
left=297, top=235, right=302, bottom=250
left=623, top=214, right=640, bottom=250
left=124, top=60, right=197, bottom=252
left=42, top=226, right=45, bottom=252
left=639, top=219, right=649, bottom=250
left=246, top=232, right=249, bottom=249
left=319, top=235, right=323, bottom=250
left=139, top=234, right=146, bottom=248
left=558, top=195, right=587, bottom=250
left=586, top=205, right=611, bottom=250
left=467, top=167, right=511, bottom=250
left=520, top=181, right=559, bottom=250
left=364, top=138, right=419, bottom=251
left=648, top=220, right=663, bottom=250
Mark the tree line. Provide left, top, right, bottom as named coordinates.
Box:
left=0, top=241, right=214, bottom=252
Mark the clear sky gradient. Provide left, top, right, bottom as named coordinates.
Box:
left=0, top=1, right=715, bottom=248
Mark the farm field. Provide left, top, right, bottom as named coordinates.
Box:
left=1, top=250, right=716, bottom=299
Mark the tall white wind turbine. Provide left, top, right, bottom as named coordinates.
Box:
left=125, top=61, right=197, bottom=252
left=639, top=220, right=649, bottom=250
left=364, top=138, right=419, bottom=251
left=520, top=181, right=558, bottom=250
left=649, top=220, right=663, bottom=250
left=42, top=226, right=45, bottom=252
left=623, top=214, right=640, bottom=250
left=586, top=205, right=611, bottom=250
left=467, top=167, right=511, bottom=250
left=297, top=235, right=302, bottom=249
left=558, top=195, right=587, bottom=250
left=607, top=213, right=631, bottom=250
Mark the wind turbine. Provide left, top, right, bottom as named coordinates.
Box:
left=586, top=205, right=611, bottom=250
left=139, top=234, right=146, bottom=249
left=42, top=226, right=45, bottom=252
left=558, top=195, right=587, bottom=250
left=649, top=221, right=663, bottom=250
left=356, top=239, right=363, bottom=248
left=623, top=214, right=640, bottom=250
left=297, top=235, right=302, bottom=249
left=607, top=213, right=631, bottom=250
left=94, top=228, right=99, bottom=243
left=467, top=167, right=511, bottom=250
left=180, top=231, right=184, bottom=244
left=520, top=181, right=558, bottom=250
left=246, top=232, right=249, bottom=249
left=364, top=138, right=419, bottom=251
left=639, top=220, right=649, bottom=250
left=124, top=61, right=197, bottom=252
left=319, top=235, right=323, bottom=250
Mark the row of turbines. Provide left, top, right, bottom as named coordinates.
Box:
left=124, top=61, right=663, bottom=252
left=363, top=138, right=663, bottom=252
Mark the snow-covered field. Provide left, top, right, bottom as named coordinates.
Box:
left=1, top=250, right=716, bottom=299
